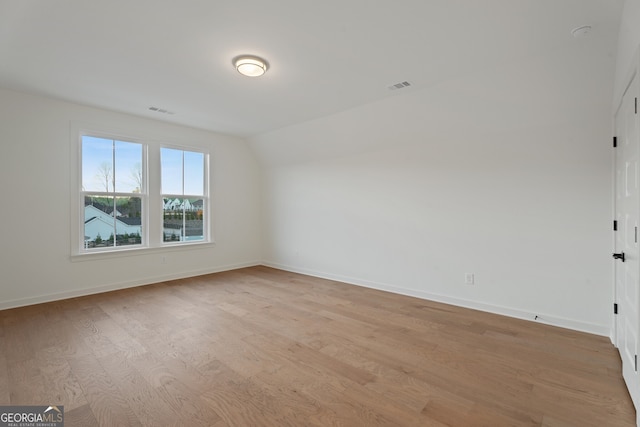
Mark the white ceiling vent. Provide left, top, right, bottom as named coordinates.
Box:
left=148, top=106, right=175, bottom=115
left=388, top=81, right=411, bottom=91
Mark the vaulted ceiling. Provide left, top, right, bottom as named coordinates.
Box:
left=0, top=0, right=624, bottom=137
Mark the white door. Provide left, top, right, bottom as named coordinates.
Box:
left=615, top=71, right=640, bottom=411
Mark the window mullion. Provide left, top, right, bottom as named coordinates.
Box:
left=111, top=140, right=116, bottom=247
left=182, top=151, right=186, bottom=241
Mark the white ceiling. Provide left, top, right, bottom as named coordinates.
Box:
left=0, top=0, right=624, bottom=137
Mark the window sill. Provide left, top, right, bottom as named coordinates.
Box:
left=70, top=241, right=215, bottom=262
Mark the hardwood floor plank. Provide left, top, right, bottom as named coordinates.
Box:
left=249, top=369, right=338, bottom=427
left=68, top=355, right=142, bottom=426
left=196, top=330, right=282, bottom=378
left=541, top=414, right=584, bottom=427
left=36, top=348, right=87, bottom=411
left=462, top=402, right=541, bottom=427
left=0, top=351, right=10, bottom=404
left=2, top=311, right=36, bottom=364
left=64, top=403, right=100, bottom=427
left=420, top=393, right=477, bottom=426
left=320, top=342, right=461, bottom=413
left=198, top=362, right=288, bottom=427
left=7, top=358, right=48, bottom=405
left=200, top=380, right=282, bottom=427
left=529, top=380, right=636, bottom=426
left=97, top=353, right=180, bottom=426
left=128, top=352, right=223, bottom=426
left=244, top=331, right=372, bottom=386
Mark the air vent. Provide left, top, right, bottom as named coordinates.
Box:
left=148, top=106, right=175, bottom=115
left=388, top=81, right=411, bottom=91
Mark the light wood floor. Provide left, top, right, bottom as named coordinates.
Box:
left=0, top=266, right=635, bottom=426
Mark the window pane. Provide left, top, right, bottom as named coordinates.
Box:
left=185, top=197, right=204, bottom=241
left=84, top=195, right=115, bottom=249
left=184, top=151, right=204, bottom=196
left=114, top=196, right=143, bottom=246
left=161, top=148, right=183, bottom=195
left=160, top=147, right=206, bottom=245
left=162, top=197, right=204, bottom=242
left=163, top=197, right=183, bottom=242
left=82, top=136, right=113, bottom=192
left=84, top=195, right=143, bottom=249
left=114, top=140, right=143, bottom=193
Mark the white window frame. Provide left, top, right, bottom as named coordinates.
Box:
left=76, top=131, right=149, bottom=254
left=70, top=124, right=212, bottom=260
left=160, top=145, right=210, bottom=246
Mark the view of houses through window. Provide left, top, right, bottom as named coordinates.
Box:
left=84, top=196, right=143, bottom=249
left=163, top=197, right=204, bottom=242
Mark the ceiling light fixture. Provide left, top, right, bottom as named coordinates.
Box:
left=234, top=55, right=268, bottom=77
left=571, top=25, right=592, bottom=38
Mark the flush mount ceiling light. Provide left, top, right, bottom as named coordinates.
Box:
left=571, top=25, right=592, bottom=38
left=233, top=55, right=268, bottom=77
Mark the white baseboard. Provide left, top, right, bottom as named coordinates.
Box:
left=0, top=259, right=611, bottom=337
left=262, top=261, right=610, bottom=337
left=0, top=261, right=260, bottom=311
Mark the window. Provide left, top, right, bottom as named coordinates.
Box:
left=75, top=129, right=210, bottom=256
left=161, top=147, right=207, bottom=243
left=81, top=136, right=145, bottom=250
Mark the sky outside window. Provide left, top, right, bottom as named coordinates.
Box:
left=161, top=148, right=204, bottom=196
left=82, top=136, right=142, bottom=193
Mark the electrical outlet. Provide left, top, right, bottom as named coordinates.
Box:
left=161, top=256, right=167, bottom=265
left=465, top=273, right=474, bottom=285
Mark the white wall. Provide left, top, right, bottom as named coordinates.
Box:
left=0, top=88, right=262, bottom=309
left=614, top=0, right=640, bottom=104
left=250, top=22, right=619, bottom=335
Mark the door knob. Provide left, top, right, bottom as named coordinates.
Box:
left=613, top=252, right=626, bottom=262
